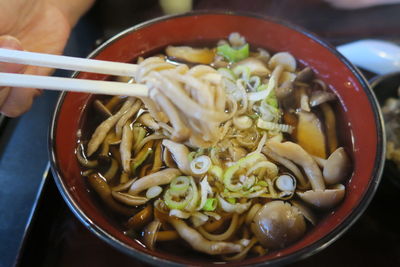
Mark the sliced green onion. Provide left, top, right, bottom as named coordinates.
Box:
left=247, top=77, right=276, bottom=101
left=233, top=65, right=251, bottom=81
left=257, top=181, right=268, bottom=187
left=266, top=89, right=278, bottom=108
left=187, top=151, right=196, bottom=162
left=218, top=68, right=237, bottom=81
left=185, top=177, right=199, bottom=212
left=131, top=148, right=152, bottom=172
left=227, top=197, right=236, bottom=204
left=209, top=165, right=223, bottom=180
left=203, top=198, right=217, bottom=211
left=170, top=176, right=190, bottom=193
left=248, top=113, right=259, bottom=120
left=223, top=153, right=265, bottom=192
left=190, top=155, right=211, bottom=175
left=243, top=175, right=256, bottom=190
left=248, top=76, right=261, bottom=91
left=210, top=148, right=221, bottom=165
left=133, top=126, right=146, bottom=150
left=256, top=83, right=268, bottom=92
left=217, top=43, right=249, bottom=62
left=198, top=176, right=213, bottom=211
left=164, top=188, right=192, bottom=210
left=257, top=118, right=294, bottom=133
left=251, top=185, right=262, bottom=192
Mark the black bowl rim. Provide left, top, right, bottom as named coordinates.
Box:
left=369, top=71, right=400, bottom=88
left=49, top=10, right=386, bottom=267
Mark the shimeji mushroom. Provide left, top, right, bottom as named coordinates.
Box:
left=251, top=201, right=306, bottom=249
left=93, top=99, right=112, bottom=118
left=290, top=200, right=317, bottom=225
left=268, top=52, right=297, bottom=83
left=162, top=139, right=193, bottom=175
left=111, top=191, right=149, bottom=206
left=313, top=147, right=352, bottom=185
left=265, top=140, right=345, bottom=209
left=275, top=173, right=297, bottom=197
left=309, top=90, right=337, bottom=107
left=138, top=112, right=160, bottom=130
left=128, top=168, right=181, bottom=195
left=234, top=57, right=270, bottom=77
left=294, top=66, right=314, bottom=83
left=169, top=218, right=243, bottom=255
left=297, top=184, right=346, bottom=210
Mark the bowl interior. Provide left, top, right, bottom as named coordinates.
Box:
left=50, top=12, right=384, bottom=266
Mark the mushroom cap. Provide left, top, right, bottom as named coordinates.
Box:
left=297, top=184, right=345, bottom=209
left=309, top=90, right=336, bottom=107
left=294, top=66, right=314, bottom=83
left=275, top=173, right=296, bottom=192
left=290, top=200, right=317, bottom=226
left=268, top=52, right=296, bottom=72
left=252, top=201, right=306, bottom=249
left=234, top=57, right=270, bottom=77
left=323, top=147, right=351, bottom=185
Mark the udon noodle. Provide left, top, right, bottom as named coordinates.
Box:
left=76, top=33, right=352, bottom=261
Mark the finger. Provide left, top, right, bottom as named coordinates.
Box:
left=0, top=35, right=25, bottom=73
left=0, top=87, right=40, bottom=117
left=0, top=35, right=38, bottom=117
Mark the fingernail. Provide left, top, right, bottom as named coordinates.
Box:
left=0, top=35, right=22, bottom=50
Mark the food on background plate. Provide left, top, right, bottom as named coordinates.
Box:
left=382, top=86, right=400, bottom=168
left=76, top=32, right=352, bottom=261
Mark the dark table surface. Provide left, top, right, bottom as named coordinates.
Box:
left=2, top=1, right=400, bottom=267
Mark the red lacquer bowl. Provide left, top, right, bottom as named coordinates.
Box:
left=49, top=12, right=385, bottom=266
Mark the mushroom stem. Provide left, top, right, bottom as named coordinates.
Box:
left=87, top=97, right=135, bottom=156
left=128, top=168, right=181, bottom=195
left=88, top=174, right=134, bottom=216
left=162, top=139, right=193, bottom=175
left=94, top=99, right=112, bottom=118
left=138, top=112, right=160, bottom=130
left=169, top=218, right=243, bottom=255
left=120, top=123, right=133, bottom=173
left=266, top=141, right=325, bottom=190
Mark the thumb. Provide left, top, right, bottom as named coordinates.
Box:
left=0, top=35, right=25, bottom=73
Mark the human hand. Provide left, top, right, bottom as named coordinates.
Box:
left=0, top=0, right=94, bottom=117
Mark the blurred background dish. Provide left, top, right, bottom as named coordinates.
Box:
left=370, top=72, right=400, bottom=189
